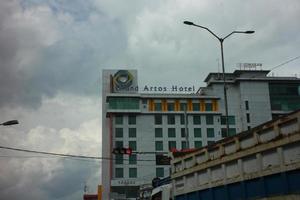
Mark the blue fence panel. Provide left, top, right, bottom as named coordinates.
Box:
left=228, top=182, right=243, bottom=200
left=187, top=191, right=198, bottom=200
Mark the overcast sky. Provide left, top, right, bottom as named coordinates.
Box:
left=0, top=0, right=299, bottom=199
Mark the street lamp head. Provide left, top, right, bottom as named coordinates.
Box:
left=183, top=21, right=194, bottom=25
left=1, top=120, right=19, bottom=126
left=245, top=31, right=255, bottom=34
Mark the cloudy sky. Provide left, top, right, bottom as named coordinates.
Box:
left=0, top=0, right=299, bottom=199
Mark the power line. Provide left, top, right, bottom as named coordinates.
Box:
left=269, top=55, right=300, bottom=71
left=0, top=145, right=156, bottom=162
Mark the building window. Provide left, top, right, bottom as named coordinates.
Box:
left=115, top=128, right=123, bottom=138
left=168, top=128, right=176, bottom=138
left=194, top=141, right=202, bottom=148
left=115, top=168, right=123, bottom=178
left=142, top=99, right=147, bottom=104
left=129, top=154, right=137, bottom=164
left=228, top=116, right=235, bottom=125
left=221, top=128, right=227, bottom=137
left=129, top=168, right=137, bottom=178
left=128, top=115, right=136, bottom=125
left=167, top=103, right=175, bottom=111
left=206, top=115, right=214, bottom=125
left=181, top=141, right=187, bottom=149
left=167, top=115, right=175, bottom=124
left=168, top=141, right=176, bottom=150
left=180, top=115, right=187, bottom=125
left=115, top=154, right=123, bottom=164
left=108, top=97, right=139, bottom=110
left=207, top=128, right=214, bottom=138
left=129, top=141, right=137, bottom=151
left=192, top=103, right=200, bottom=111
left=245, top=100, right=249, bottom=110
left=221, top=116, right=235, bottom=125
left=156, top=168, right=164, bottom=178
left=205, top=103, right=213, bottom=111
left=155, top=141, right=163, bottom=151
left=154, top=102, right=162, bottom=111
left=180, top=103, right=187, bottom=111
left=207, top=141, right=215, bottom=145
left=129, top=128, right=136, bottom=138
left=248, top=126, right=251, bottom=130
left=155, top=128, right=163, bottom=138
left=115, top=141, right=123, bottom=148
left=115, top=115, right=123, bottom=125
left=155, top=115, right=162, bottom=125
left=193, top=115, right=201, bottom=125
left=181, top=128, right=187, bottom=138
left=246, top=113, right=250, bottom=123
left=194, top=128, right=202, bottom=138
left=228, top=128, right=236, bottom=136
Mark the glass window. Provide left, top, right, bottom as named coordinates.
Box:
left=115, top=141, right=123, bottom=148
left=205, top=103, right=213, bottom=111
left=155, top=128, right=163, bottom=138
left=128, top=115, right=136, bottom=125
left=154, top=102, right=162, bottom=111
left=167, top=115, right=175, bottom=124
left=181, top=128, right=187, bottom=138
left=228, top=128, right=236, bottom=136
left=167, top=103, right=175, bottom=111
left=115, top=154, right=123, bottom=164
left=207, top=128, right=214, bottom=138
left=168, top=141, right=176, bottom=150
left=155, top=115, right=162, bottom=125
left=221, top=116, right=235, bottom=125
left=180, top=103, right=187, bottom=111
left=194, top=128, right=202, bottom=138
left=180, top=115, right=185, bottom=124
left=206, top=115, right=214, bottom=125
left=221, top=128, right=227, bottom=138
left=115, top=168, right=123, bottom=178
left=129, top=154, right=137, bottom=164
left=245, top=100, right=249, bottom=110
left=129, top=168, right=137, bottom=178
left=228, top=116, right=235, bottom=125
left=181, top=141, right=187, bottom=149
left=129, top=141, right=137, bottom=151
left=108, top=97, right=139, bottom=110
left=221, top=116, right=226, bottom=125
left=168, top=128, right=176, bottom=138
left=207, top=141, right=215, bottom=145
left=129, top=128, right=136, bottom=138
left=156, top=168, right=164, bottom=178
left=247, top=113, right=250, bottom=123
left=193, top=103, right=200, bottom=111
left=115, top=115, right=123, bottom=124
left=155, top=141, right=163, bottom=151
left=115, top=128, right=123, bottom=138
left=193, top=115, right=201, bottom=125
left=142, top=99, right=147, bottom=104
left=194, top=141, right=202, bottom=148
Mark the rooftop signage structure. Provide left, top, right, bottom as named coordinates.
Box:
left=111, top=70, right=196, bottom=94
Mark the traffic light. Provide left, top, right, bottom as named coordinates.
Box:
left=112, top=147, right=132, bottom=155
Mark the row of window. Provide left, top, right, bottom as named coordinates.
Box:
left=152, top=102, right=214, bottom=112
left=114, top=115, right=236, bottom=125
left=115, top=167, right=165, bottom=178
left=115, top=127, right=237, bottom=139
left=115, top=141, right=136, bottom=151
left=155, top=127, right=215, bottom=138
left=155, top=140, right=214, bottom=151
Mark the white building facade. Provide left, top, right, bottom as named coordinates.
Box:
left=102, top=69, right=300, bottom=199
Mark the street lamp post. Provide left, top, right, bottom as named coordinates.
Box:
left=183, top=21, right=254, bottom=137
left=0, top=120, right=19, bottom=126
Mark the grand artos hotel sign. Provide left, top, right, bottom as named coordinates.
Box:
left=112, top=70, right=196, bottom=93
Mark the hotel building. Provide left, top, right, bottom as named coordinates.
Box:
left=101, top=69, right=300, bottom=199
